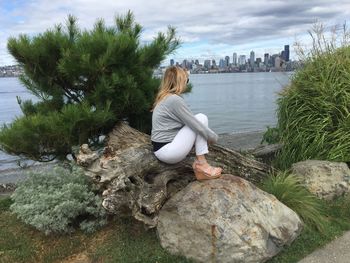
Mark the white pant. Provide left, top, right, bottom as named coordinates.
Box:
left=154, top=113, right=209, bottom=164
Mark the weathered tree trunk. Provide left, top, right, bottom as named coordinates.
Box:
left=76, top=122, right=273, bottom=228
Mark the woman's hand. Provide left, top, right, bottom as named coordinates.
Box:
left=208, top=133, right=219, bottom=144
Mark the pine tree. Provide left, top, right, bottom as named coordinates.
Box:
left=0, top=11, right=180, bottom=162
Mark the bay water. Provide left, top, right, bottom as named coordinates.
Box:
left=0, top=72, right=291, bottom=171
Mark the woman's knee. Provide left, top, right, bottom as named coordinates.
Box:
left=195, top=113, right=208, bottom=126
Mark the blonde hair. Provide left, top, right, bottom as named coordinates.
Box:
left=151, top=66, right=189, bottom=110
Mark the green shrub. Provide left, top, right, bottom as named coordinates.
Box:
left=274, top=23, right=350, bottom=169
left=0, top=197, right=13, bottom=211
left=261, top=171, right=326, bottom=231
left=0, top=11, right=180, bottom=162
left=10, top=164, right=107, bottom=235
left=261, top=126, right=280, bottom=144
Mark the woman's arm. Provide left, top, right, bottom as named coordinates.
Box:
left=170, top=95, right=219, bottom=143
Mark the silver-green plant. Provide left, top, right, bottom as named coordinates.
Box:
left=10, top=164, right=107, bottom=235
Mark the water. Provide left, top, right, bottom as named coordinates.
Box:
left=0, top=72, right=291, bottom=170
left=184, top=72, right=291, bottom=133
left=0, top=78, right=42, bottom=170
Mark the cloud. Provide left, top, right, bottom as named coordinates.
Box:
left=0, top=0, right=349, bottom=65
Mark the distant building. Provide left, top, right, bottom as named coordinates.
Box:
left=270, top=54, right=279, bottom=67
left=204, top=60, right=211, bottom=69
left=212, top=59, right=217, bottom=68
left=225, top=56, right=230, bottom=67
left=275, top=56, right=282, bottom=69
left=264, top=53, right=269, bottom=65
left=284, top=45, right=290, bottom=61
left=238, top=55, right=246, bottom=65
left=0, top=64, right=24, bottom=77
left=250, top=51, right=255, bottom=67
left=233, top=53, right=237, bottom=66
left=182, top=59, right=192, bottom=70
left=170, top=59, right=174, bottom=66
left=219, top=59, right=225, bottom=68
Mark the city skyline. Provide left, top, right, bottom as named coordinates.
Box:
left=168, top=44, right=290, bottom=66
left=164, top=45, right=296, bottom=73
left=1, top=1, right=349, bottom=66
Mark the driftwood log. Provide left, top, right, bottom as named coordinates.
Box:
left=76, top=122, right=273, bottom=228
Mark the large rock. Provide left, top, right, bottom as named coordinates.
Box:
left=292, top=160, right=350, bottom=200
left=157, top=174, right=302, bottom=263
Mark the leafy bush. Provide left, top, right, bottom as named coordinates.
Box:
left=10, top=164, right=107, bottom=235
left=274, top=23, right=350, bottom=169
left=0, top=197, right=13, bottom=211
left=261, top=171, right=326, bottom=231
left=261, top=126, right=280, bottom=144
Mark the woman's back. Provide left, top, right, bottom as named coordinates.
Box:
left=151, top=94, right=185, bottom=143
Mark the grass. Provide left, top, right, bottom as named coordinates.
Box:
left=263, top=23, right=350, bottom=170
left=268, top=196, right=350, bottom=263
left=260, top=171, right=326, bottom=231
left=1, top=194, right=350, bottom=263
left=0, top=196, right=191, bottom=263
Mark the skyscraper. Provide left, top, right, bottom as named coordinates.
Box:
left=233, top=53, right=237, bottom=66
left=219, top=59, right=225, bottom=68
left=238, top=55, right=246, bottom=65
left=204, top=60, right=211, bottom=69
left=250, top=51, right=255, bottom=67
left=170, top=59, right=174, bottom=66
left=225, top=56, right=230, bottom=67
left=271, top=54, right=279, bottom=67
left=264, top=53, right=269, bottom=65
left=275, top=56, right=281, bottom=69
left=182, top=59, right=188, bottom=69
left=284, top=45, right=290, bottom=61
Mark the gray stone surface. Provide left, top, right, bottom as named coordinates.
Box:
left=157, top=174, right=303, bottom=263
left=292, top=160, right=350, bottom=200
left=298, top=231, right=350, bottom=263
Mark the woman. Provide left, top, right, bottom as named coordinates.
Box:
left=151, top=66, right=222, bottom=181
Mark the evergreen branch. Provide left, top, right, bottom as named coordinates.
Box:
left=1, top=11, right=179, bottom=162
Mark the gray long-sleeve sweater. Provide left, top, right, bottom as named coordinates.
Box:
left=151, top=94, right=219, bottom=143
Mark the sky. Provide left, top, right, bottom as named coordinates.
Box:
left=0, top=0, right=349, bottom=66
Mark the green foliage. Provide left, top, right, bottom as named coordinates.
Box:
left=0, top=101, right=115, bottom=161
left=261, top=171, right=326, bottom=231
left=274, top=23, right=350, bottom=169
left=331, top=193, right=350, bottom=220
left=0, top=11, right=180, bottom=161
left=0, top=197, right=13, bottom=211
left=268, top=195, right=350, bottom=263
left=10, top=164, right=107, bottom=235
left=261, top=126, right=280, bottom=144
